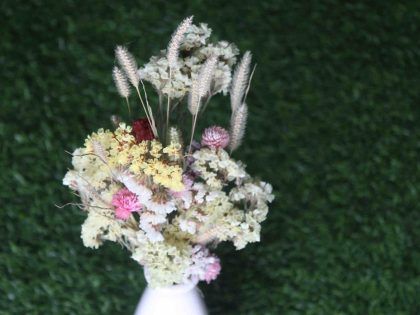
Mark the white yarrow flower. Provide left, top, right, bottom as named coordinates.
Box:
left=179, top=219, right=197, bottom=234
left=145, top=198, right=176, bottom=215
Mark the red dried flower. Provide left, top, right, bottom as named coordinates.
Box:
left=131, top=118, right=155, bottom=143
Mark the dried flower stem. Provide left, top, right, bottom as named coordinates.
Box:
left=200, top=94, right=213, bottom=114
left=140, top=79, right=158, bottom=137
left=135, top=87, right=152, bottom=124
left=188, top=96, right=202, bottom=155
left=134, top=86, right=159, bottom=138
left=243, top=64, right=257, bottom=104
left=125, top=97, right=131, bottom=117
left=166, top=67, right=172, bottom=141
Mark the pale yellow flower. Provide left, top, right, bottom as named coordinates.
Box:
left=163, top=143, right=182, bottom=160
left=149, top=140, right=163, bottom=158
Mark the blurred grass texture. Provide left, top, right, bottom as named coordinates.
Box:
left=1, top=1, right=420, bottom=314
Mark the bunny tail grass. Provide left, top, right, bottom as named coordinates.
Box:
left=115, top=46, right=139, bottom=88
left=187, top=55, right=218, bottom=154
left=188, top=55, right=218, bottom=115
left=198, top=54, right=218, bottom=98
left=188, top=78, right=200, bottom=115
left=166, top=16, right=193, bottom=68
left=112, top=66, right=130, bottom=98
left=169, top=126, right=183, bottom=146
left=230, top=51, right=252, bottom=112
left=229, top=103, right=248, bottom=152
left=112, top=66, right=132, bottom=116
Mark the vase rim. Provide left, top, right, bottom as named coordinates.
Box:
left=149, top=280, right=197, bottom=294
left=143, top=268, right=198, bottom=294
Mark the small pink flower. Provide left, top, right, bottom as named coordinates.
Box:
left=112, top=188, right=142, bottom=220
left=201, top=126, right=230, bottom=149
left=205, top=257, right=221, bottom=283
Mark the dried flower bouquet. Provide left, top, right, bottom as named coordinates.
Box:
left=63, top=17, right=274, bottom=288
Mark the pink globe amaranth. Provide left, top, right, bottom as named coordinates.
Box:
left=204, top=257, right=221, bottom=283
left=114, top=207, right=132, bottom=220
left=112, top=188, right=143, bottom=220
left=201, top=126, right=230, bottom=149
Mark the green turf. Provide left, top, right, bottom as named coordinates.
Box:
left=1, top=0, right=420, bottom=314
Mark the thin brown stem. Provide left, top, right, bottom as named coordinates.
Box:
left=166, top=68, right=172, bottom=143
left=135, top=86, right=152, bottom=128
left=188, top=96, right=202, bottom=155
left=125, top=97, right=131, bottom=118
left=243, top=64, right=257, bottom=103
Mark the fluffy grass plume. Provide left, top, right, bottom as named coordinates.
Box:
left=169, top=127, right=182, bottom=146
left=198, top=55, right=218, bottom=97
left=188, top=79, right=200, bottom=115
left=115, top=46, right=139, bottom=87
left=112, top=66, right=130, bottom=98
left=229, top=103, right=248, bottom=152
left=188, top=55, right=218, bottom=115
left=167, top=16, right=193, bottom=68
left=230, top=51, right=252, bottom=112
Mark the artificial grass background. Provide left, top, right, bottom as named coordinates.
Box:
left=1, top=0, right=420, bottom=314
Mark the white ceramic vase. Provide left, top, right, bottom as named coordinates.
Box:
left=134, top=279, right=208, bottom=315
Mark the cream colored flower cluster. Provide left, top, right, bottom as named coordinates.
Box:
left=63, top=125, right=273, bottom=287
left=138, top=23, right=239, bottom=99
left=185, top=148, right=274, bottom=250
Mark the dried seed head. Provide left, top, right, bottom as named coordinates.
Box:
left=110, top=115, right=122, bottom=127
left=188, top=55, right=218, bottom=115
left=169, top=126, right=183, bottom=146
left=188, top=78, right=200, bottom=115
left=230, top=51, right=252, bottom=112
left=115, top=46, right=139, bottom=87
left=112, top=66, right=130, bottom=98
left=198, top=55, right=218, bottom=98
left=167, top=16, right=194, bottom=68
left=229, top=103, right=248, bottom=152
